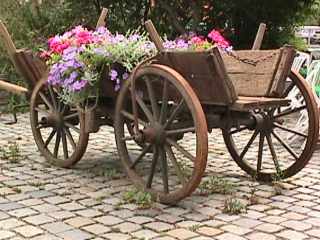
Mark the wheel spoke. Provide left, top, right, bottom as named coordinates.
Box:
left=64, top=122, right=80, bottom=134
left=159, top=80, right=169, bottom=124
left=166, top=127, right=195, bottom=136
left=65, top=128, right=76, bottom=150
left=273, top=123, right=307, bottom=138
left=166, top=138, right=195, bottom=162
left=130, top=144, right=153, bottom=169
left=121, top=110, right=148, bottom=127
left=135, top=94, right=155, bottom=124
left=145, top=77, right=159, bottom=120
left=240, top=130, right=259, bottom=160
left=53, top=130, right=61, bottom=158
left=64, top=112, right=79, bottom=121
left=146, top=146, right=159, bottom=188
left=257, top=133, right=264, bottom=173
left=61, top=129, right=69, bottom=159
left=44, top=129, right=56, bottom=148
left=164, top=99, right=185, bottom=129
left=165, top=145, right=186, bottom=185
left=274, top=105, right=306, bottom=118
left=39, top=92, right=54, bottom=111
left=271, top=131, right=299, bottom=160
left=48, top=86, right=58, bottom=110
left=230, top=126, right=249, bottom=135
left=159, top=147, right=169, bottom=193
left=266, top=133, right=281, bottom=174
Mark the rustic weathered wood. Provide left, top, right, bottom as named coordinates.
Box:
left=145, top=20, right=165, bottom=52
left=96, top=8, right=108, bottom=28
left=269, top=46, right=296, bottom=96
left=252, top=23, right=266, bottom=50
left=156, top=48, right=237, bottom=105
left=0, top=79, right=28, bottom=95
left=222, top=50, right=282, bottom=97
left=231, top=96, right=290, bottom=111
left=0, top=20, right=16, bottom=61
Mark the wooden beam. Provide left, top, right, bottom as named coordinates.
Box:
left=0, top=20, right=17, bottom=61
left=252, top=23, right=266, bottom=50
left=0, top=79, right=28, bottom=95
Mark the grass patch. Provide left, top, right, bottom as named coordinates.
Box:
left=0, top=142, right=21, bottom=163
left=199, top=176, right=235, bottom=195
left=223, top=197, right=247, bottom=215
left=122, top=188, right=153, bottom=209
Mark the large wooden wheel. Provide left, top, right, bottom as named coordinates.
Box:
left=30, top=78, right=89, bottom=167
left=114, top=64, right=208, bottom=204
left=223, top=71, right=319, bottom=182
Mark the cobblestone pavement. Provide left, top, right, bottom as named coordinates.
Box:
left=0, top=113, right=320, bottom=240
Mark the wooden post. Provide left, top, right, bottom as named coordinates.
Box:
left=96, top=8, right=108, bottom=28
left=252, top=23, right=266, bottom=50
left=145, top=20, right=164, bottom=52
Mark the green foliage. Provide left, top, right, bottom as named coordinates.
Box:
left=199, top=176, right=235, bottom=195
left=0, top=141, right=21, bottom=163
left=223, top=197, right=247, bottom=215
left=122, top=188, right=153, bottom=209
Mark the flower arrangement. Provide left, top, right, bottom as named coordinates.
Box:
left=41, top=25, right=231, bottom=105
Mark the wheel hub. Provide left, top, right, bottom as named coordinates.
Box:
left=254, top=112, right=274, bottom=133
left=142, top=123, right=166, bottom=144
left=42, top=112, right=64, bottom=129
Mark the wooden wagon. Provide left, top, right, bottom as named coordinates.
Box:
left=0, top=16, right=319, bottom=204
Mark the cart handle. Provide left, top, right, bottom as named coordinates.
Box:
left=96, top=8, right=108, bottom=29
left=145, top=20, right=165, bottom=52
left=252, top=23, right=266, bottom=50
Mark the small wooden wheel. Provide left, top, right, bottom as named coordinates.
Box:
left=114, top=64, right=208, bottom=204
left=30, top=77, right=89, bottom=167
left=223, top=71, right=319, bottom=181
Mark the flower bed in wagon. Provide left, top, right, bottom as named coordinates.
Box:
left=40, top=25, right=231, bottom=106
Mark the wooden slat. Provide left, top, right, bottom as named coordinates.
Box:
left=269, top=46, right=296, bottom=97
left=96, top=8, right=108, bottom=28
left=231, top=96, right=290, bottom=111
left=222, top=50, right=281, bottom=96
left=252, top=23, right=266, bottom=50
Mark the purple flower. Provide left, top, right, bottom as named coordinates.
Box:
left=93, top=47, right=109, bottom=57
left=129, top=34, right=140, bottom=42
left=122, top=72, right=129, bottom=80
left=164, top=40, right=176, bottom=49
left=109, top=69, right=118, bottom=81
left=69, top=80, right=87, bottom=92
left=176, top=39, right=189, bottom=49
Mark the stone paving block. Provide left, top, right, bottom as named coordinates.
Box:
left=167, top=228, right=198, bottom=239
left=29, top=234, right=62, bottom=240
left=32, top=203, right=61, bottom=213
left=0, top=211, right=9, bottom=220
left=0, top=230, right=15, bottom=239
left=145, top=221, right=174, bottom=232
left=276, top=230, right=308, bottom=240
left=113, top=222, right=142, bottom=233
left=110, top=209, right=134, bottom=219
left=19, top=198, right=44, bottom=206
left=58, top=229, right=93, bottom=240
left=14, top=225, right=43, bottom=238
left=28, top=190, right=54, bottom=199
left=42, top=222, right=73, bottom=234
left=131, top=229, right=160, bottom=239
left=103, top=232, right=131, bottom=240
left=65, top=216, right=95, bottom=228
left=155, top=214, right=183, bottom=224
left=176, top=220, right=202, bottom=228
left=24, top=214, right=55, bottom=225
left=216, top=233, right=246, bottom=240
left=306, top=229, right=320, bottom=238
left=215, top=213, right=240, bottom=222
left=82, top=223, right=111, bottom=235
left=47, top=210, right=75, bottom=220
left=254, top=223, right=284, bottom=233
left=196, top=226, right=223, bottom=237
left=127, top=216, right=154, bottom=224
left=280, top=220, right=312, bottom=231
left=95, top=215, right=124, bottom=226
left=59, top=202, right=85, bottom=211
left=232, top=217, right=262, bottom=228
left=44, top=196, right=70, bottom=205
left=8, top=207, right=38, bottom=218
left=0, top=202, right=24, bottom=211
left=221, top=224, right=252, bottom=235
left=76, top=209, right=102, bottom=218
left=0, top=218, right=24, bottom=229
left=246, top=231, right=277, bottom=240
left=281, top=212, right=307, bottom=220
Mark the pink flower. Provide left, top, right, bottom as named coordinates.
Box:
left=190, top=36, right=205, bottom=44
left=208, top=29, right=230, bottom=49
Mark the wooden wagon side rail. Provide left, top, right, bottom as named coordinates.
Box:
left=0, top=78, right=28, bottom=95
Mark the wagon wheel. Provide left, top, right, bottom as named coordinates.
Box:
left=223, top=70, right=319, bottom=182
left=114, top=64, right=208, bottom=204
left=30, top=77, right=89, bottom=168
